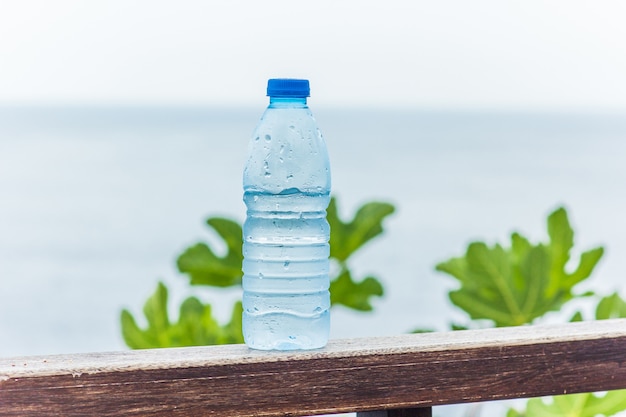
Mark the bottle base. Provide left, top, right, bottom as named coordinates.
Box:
left=243, top=310, right=330, bottom=351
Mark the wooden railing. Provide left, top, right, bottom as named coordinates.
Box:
left=1, top=319, right=625, bottom=416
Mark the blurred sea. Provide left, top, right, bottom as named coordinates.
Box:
left=1, top=106, right=625, bottom=362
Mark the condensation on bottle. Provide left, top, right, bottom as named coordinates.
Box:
left=242, top=78, right=331, bottom=350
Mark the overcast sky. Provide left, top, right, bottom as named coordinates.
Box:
left=1, top=0, right=626, bottom=111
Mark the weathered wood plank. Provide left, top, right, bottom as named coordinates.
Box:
left=357, top=407, right=432, bottom=417
left=1, top=319, right=625, bottom=417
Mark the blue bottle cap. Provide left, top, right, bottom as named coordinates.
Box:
left=267, top=79, right=310, bottom=98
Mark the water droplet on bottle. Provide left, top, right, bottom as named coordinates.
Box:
left=289, top=125, right=295, bottom=130
left=279, top=157, right=284, bottom=163
left=283, top=261, right=290, bottom=269
left=258, top=272, right=264, bottom=279
left=254, top=136, right=260, bottom=141
left=264, top=134, right=271, bottom=141
left=286, top=174, right=293, bottom=181
left=279, top=145, right=285, bottom=154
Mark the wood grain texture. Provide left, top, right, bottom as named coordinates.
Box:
left=1, top=319, right=625, bottom=417
left=357, top=407, right=432, bottom=417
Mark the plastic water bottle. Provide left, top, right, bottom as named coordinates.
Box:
left=242, top=78, right=331, bottom=350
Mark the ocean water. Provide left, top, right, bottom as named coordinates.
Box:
left=1, top=106, right=625, bottom=416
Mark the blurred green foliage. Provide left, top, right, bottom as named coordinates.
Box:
left=177, top=218, right=243, bottom=287
left=507, top=389, right=626, bottom=417
left=436, top=208, right=603, bottom=328
left=121, top=282, right=243, bottom=348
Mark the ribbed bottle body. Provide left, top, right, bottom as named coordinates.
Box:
left=242, top=191, right=330, bottom=350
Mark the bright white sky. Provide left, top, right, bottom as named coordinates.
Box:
left=1, top=0, right=626, bottom=110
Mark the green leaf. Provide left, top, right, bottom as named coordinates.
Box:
left=546, top=208, right=604, bottom=294
left=519, top=245, right=560, bottom=317
left=143, top=281, right=170, bottom=332
left=330, top=269, right=384, bottom=311
left=177, top=218, right=243, bottom=287
left=410, top=328, right=435, bottom=333
left=120, top=282, right=243, bottom=349
left=513, top=390, right=626, bottom=417
left=120, top=309, right=153, bottom=349
left=569, top=311, right=584, bottom=322
left=596, top=292, right=626, bottom=320
left=449, top=288, right=518, bottom=327
left=121, top=282, right=171, bottom=349
left=436, top=207, right=605, bottom=328
left=444, top=242, right=550, bottom=326
left=546, top=207, right=574, bottom=295
left=325, top=196, right=391, bottom=310
left=435, top=256, right=468, bottom=283
left=506, top=408, right=524, bottom=417
left=565, top=247, right=605, bottom=288
left=510, top=232, right=532, bottom=265
left=328, top=197, right=395, bottom=263
left=569, top=292, right=626, bottom=322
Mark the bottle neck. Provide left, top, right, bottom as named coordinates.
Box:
left=268, top=97, right=308, bottom=108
